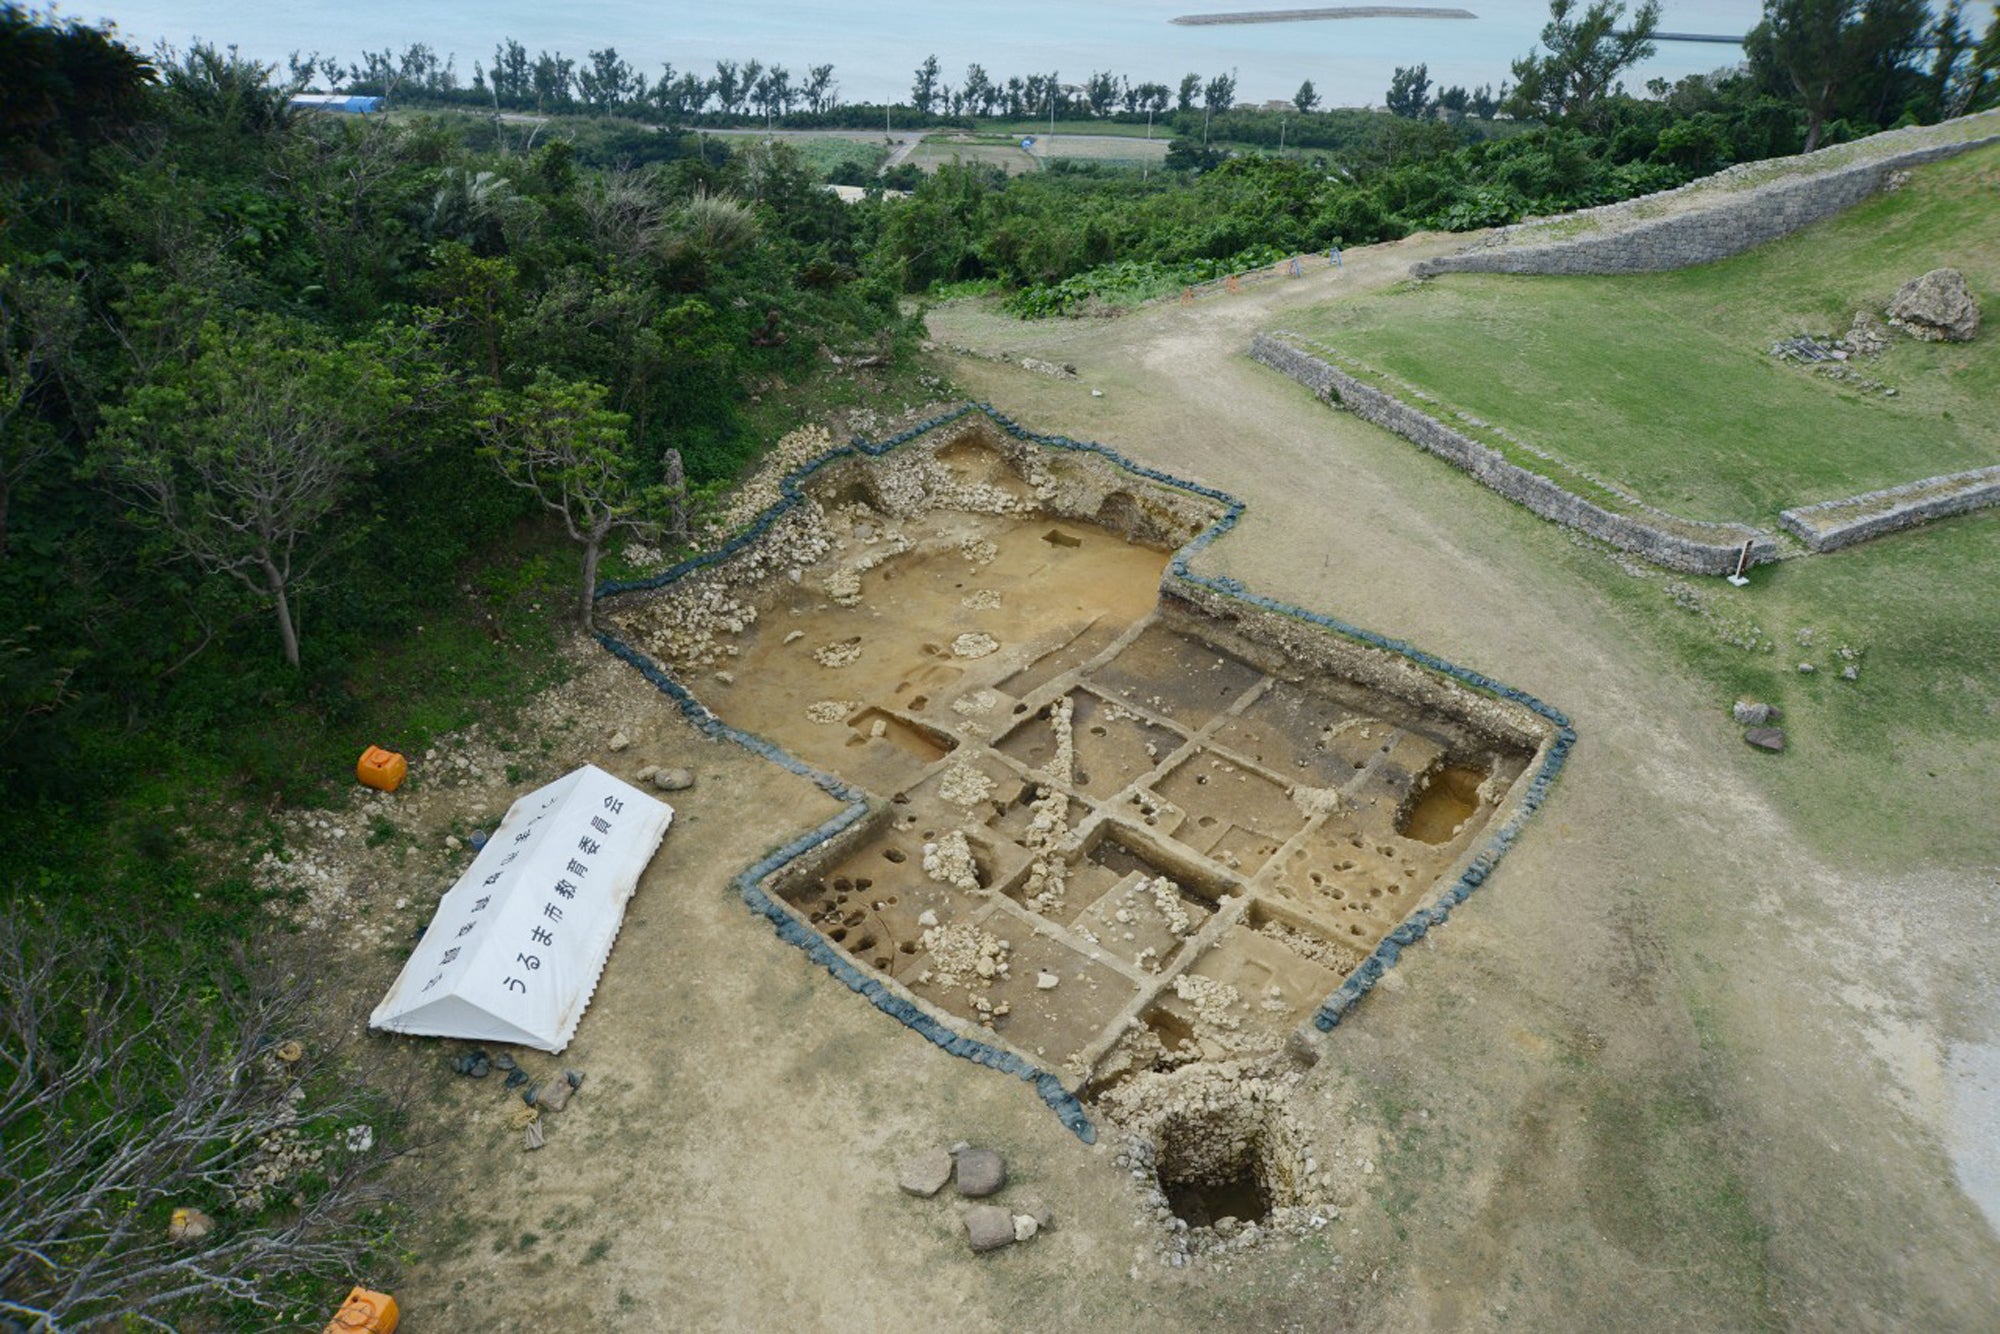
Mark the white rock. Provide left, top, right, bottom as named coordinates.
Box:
left=1037, top=971, right=1061, bottom=990
left=917, top=909, right=939, bottom=928
left=1013, top=1214, right=1040, bottom=1241
left=608, top=732, right=632, bottom=752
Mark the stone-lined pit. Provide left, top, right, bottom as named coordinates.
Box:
left=604, top=416, right=1561, bottom=1250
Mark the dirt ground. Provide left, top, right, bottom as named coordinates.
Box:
left=302, top=226, right=1999, bottom=1331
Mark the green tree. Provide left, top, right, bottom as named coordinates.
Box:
left=1750, top=0, right=1853, bottom=149
left=420, top=243, right=519, bottom=382
left=579, top=47, right=637, bottom=114
left=1748, top=0, right=1930, bottom=149
left=474, top=372, right=671, bottom=629
left=94, top=318, right=414, bottom=667
left=1386, top=64, right=1433, bottom=117
left=1177, top=72, right=1201, bottom=113
left=0, top=0, right=155, bottom=175
left=804, top=63, right=839, bottom=114
left=912, top=54, right=942, bottom=115
left=1506, top=0, right=1661, bottom=126
left=1969, top=7, right=2000, bottom=111
left=1294, top=79, right=1322, bottom=113
left=0, top=265, right=83, bottom=554
left=961, top=63, right=994, bottom=116
left=1086, top=70, right=1120, bottom=117
left=712, top=59, right=742, bottom=115
left=1204, top=71, right=1237, bottom=113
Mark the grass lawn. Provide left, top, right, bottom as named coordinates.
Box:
left=1289, top=143, right=2000, bottom=524
left=1573, top=506, right=2000, bottom=869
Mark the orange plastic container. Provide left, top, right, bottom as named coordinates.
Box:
left=356, top=746, right=407, bottom=793
left=324, top=1286, right=398, bottom=1333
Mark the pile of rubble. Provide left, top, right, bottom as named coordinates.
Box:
left=449, top=1047, right=587, bottom=1151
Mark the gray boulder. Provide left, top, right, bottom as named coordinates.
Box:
left=954, top=1147, right=1007, bottom=1198
left=1744, top=727, right=1787, bottom=753
left=653, top=767, right=695, bottom=792
left=1886, top=269, right=1980, bottom=343
left=1732, top=701, right=1782, bottom=726
left=897, top=1148, right=954, bottom=1198
left=963, top=1205, right=1016, bottom=1253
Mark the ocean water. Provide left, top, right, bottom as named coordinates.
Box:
left=92, top=0, right=1770, bottom=110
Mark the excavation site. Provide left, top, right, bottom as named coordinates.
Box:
left=601, top=407, right=1569, bottom=1251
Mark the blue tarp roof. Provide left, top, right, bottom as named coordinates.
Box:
left=289, top=95, right=384, bottom=114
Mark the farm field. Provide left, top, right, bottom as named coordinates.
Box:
left=1285, top=143, right=2000, bottom=523
left=911, top=131, right=1169, bottom=174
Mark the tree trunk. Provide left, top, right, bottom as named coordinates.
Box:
left=265, top=562, right=301, bottom=667
left=578, top=536, right=601, bottom=631
left=663, top=448, right=688, bottom=544
left=0, top=469, right=10, bottom=556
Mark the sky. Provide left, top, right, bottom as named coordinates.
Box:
left=80, top=0, right=1776, bottom=107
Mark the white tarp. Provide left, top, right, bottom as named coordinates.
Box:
left=370, top=764, right=672, bottom=1052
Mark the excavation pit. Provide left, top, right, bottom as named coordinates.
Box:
left=1164, top=1158, right=1271, bottom=1232
left=603, top=410, right=1564, bottom=1150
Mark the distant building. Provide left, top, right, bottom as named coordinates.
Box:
left=825, top=184, right=911, bottom=204
left=289, top=94, right=384, bottom=114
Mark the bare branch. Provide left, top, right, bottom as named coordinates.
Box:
left=0, top=913, right=401, bottom=1326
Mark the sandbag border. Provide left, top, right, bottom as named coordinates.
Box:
left=591, top=402, right=1573, bottom=1136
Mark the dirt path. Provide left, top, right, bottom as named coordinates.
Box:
left=354, top=229, right=2000, bottom=1331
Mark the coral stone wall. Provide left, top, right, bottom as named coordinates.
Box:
left=1410, top=119, right=2000, bottom=279
left=1781, top=464, right=2000, bottom=551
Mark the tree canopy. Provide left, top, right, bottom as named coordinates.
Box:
left=1747, top=0, right=1937, bottom=149
left=1506, top=0, right=1662, bottom=126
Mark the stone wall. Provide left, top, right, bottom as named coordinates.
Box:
left=1780, top=464, right=2000, bottom=551
left=1249, top=334, right=1777, bottom=576
left=1410, top=121, right=2000, bottom=279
